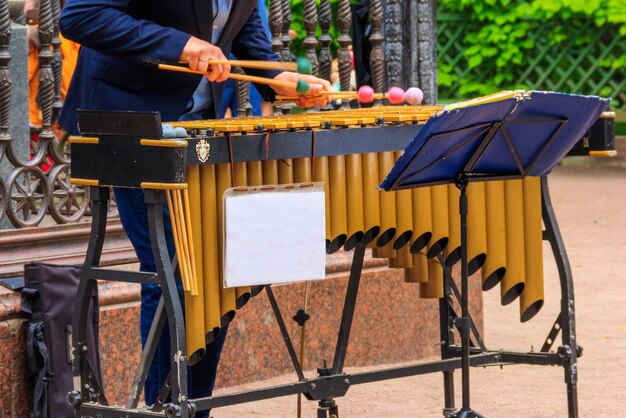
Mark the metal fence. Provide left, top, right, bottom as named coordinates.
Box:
left=438, top=12, right=626, bottom=109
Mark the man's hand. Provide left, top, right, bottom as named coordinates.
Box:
left=26, top=25, right=40, bottom=53
left=25, top=0, right=40, bottom=53
left=272, top=72, right=333, bottom=108
left=180, top=37, right=231, bottom=83
left=24, top=0, right=40, bottom=24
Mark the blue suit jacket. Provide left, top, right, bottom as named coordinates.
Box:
left=59, top=0, right=281, bottom=135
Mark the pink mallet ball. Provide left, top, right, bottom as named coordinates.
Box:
left=404, top=87, right=424, bottom=105
left=357, top=85, right=375, bottom=104
left=387, top=86, right=406, bottom=105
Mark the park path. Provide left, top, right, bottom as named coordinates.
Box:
left=214, top=155, right=626, bottom=417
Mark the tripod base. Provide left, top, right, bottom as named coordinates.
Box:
left=454, top=408, right=485, bottom=418
left=317, top=399, right=339, bottom=418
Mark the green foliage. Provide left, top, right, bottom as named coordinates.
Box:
left=438, top=0, right=626, bottom=108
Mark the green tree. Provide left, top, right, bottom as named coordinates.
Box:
left=438, top=0, right=626, bottom=106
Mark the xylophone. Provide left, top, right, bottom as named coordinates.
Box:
left=69, top=100, right=608, bottom=363
left=167, top=108, right=548, bottom=363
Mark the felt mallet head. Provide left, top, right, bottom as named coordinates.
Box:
left=387, top=87, right=406, bottom=105
left=404, top=87, right=424, bottom=105
left=297, top=57, right=313, bottom=75
left=296, top=79, right=311, bottom=94
left=357, top=85, right=375, bottom=104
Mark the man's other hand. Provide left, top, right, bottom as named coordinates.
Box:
left=272, top=72, right=333, bottom=108
left=180, top=37, right=231, bottom=83
left=24, top=0, right=40, bottom=24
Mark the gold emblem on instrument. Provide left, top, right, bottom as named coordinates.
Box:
left=196, top=139, right=211, bottom=163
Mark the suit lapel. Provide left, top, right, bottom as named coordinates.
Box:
left=218, top=0, right=255, bottom=47
left=192, top=0, right=213, bottom=41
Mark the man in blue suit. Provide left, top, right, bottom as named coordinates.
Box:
left=59, top=1, right=331, bottom=415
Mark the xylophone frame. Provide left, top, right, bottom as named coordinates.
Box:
left=69, top=176, right=580, bottom=418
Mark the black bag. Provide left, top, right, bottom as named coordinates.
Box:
left=21, top=263, right=100, bottom=418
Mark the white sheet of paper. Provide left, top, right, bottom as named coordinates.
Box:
left=223, top=183, right=327, bottom=287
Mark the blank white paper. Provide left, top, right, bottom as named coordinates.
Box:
left=223, top=183, right=327, bottom=288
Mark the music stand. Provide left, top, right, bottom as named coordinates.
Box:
left=380, top=90, right=609, bottom=417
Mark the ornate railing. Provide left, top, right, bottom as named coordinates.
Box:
left=0, top=0, right=438, bottom=229
left=0, top=0, right=88, bottom=228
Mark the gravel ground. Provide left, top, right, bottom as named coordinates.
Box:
left=213, top=155, right=626, bottom=418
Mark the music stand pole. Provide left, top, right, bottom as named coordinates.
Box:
left=454, top=174, right=484, bottom=418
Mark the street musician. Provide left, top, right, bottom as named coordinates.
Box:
left=58, top=0, right=331, bottom=414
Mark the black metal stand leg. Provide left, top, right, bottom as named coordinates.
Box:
left=332, top=244, right=366, bottom=374
left=317, top=399, right=339, bottom=418
left=541, top=176, right=579, bottom=418
left=443, top=273, right=486, bottom=352
left=317, top=407, right=327, bottom=418
left=438, top=258, right=456, bottom=418
left=541, top=312, right=563, bottom=353
left=266, top=285, right=306, bottom=380
left=70, top=187, right=110, bottom=409
left=264, top=245, right=365, bottom=418
left=126, top=296, right=166, bottom=409
left=144, top=190, right=191, bottom=418
left=314, top=244, right=366, bottom=418
left=458, top=179, right=471, bottom=412
left=453, top=176, right=484, bottom=418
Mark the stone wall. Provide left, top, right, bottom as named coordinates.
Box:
left=0, top=251, right=483, bottom=413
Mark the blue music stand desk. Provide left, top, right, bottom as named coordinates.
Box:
left=380, top=90, right=609, bottom=418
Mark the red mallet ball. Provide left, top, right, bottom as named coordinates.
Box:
left=387, top=87, right=405, bottom=105
left=404, top=87, right=424, bottom=105
left=357, top=85, right=375, bottom=103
